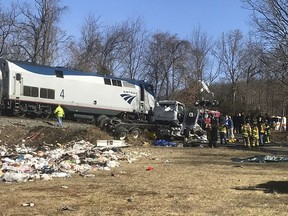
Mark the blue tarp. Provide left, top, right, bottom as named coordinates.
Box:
left=153, top=139, right=177, bottom=147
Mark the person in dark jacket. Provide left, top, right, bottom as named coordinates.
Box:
left=209, top=118, right=219, bottom=148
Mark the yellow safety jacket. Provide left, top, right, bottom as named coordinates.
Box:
left=265, top=124, right=271, bottom=135
left=54, top=105, right=65, bottom=117
left=252, top=126, right=259, bottom=139
left=219, top=125, right=227, bottom=133
left=242, top=124, right=251, bottom=137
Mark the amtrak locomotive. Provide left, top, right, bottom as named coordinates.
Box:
left=0, top=59, right=155, bottom=121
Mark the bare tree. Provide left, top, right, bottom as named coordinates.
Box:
left=214, top=29, right=246, bottom=113
left=184, top=27, right=217, bottom=102
left=243, top=0, right=288, bottom=86
left=0, top=2, right=17, bottom=58
left=117, top=18, right=148, bottom=80
left=188, top=27, right=214, bottom=82
left=67, top=14, right=103, bottom=72
left=68, top=16, right=138, bottom=76
left=11, top=0, right=67, bottom=65
left=237, top=34, right=265, bottom=113
left=243, top=0, right=288, bottom=117
left=145, top=32, right=190, bottom=99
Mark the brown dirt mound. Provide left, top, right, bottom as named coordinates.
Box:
left=24, top=126, right=113, bottom=146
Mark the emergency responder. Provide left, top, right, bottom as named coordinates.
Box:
left=54, top=104, right=65, bottom=127
left=251, top=121, right=259, bottom=147
left=227, top=116, right=235, bottom=142
left=241, top=121, right=251, bottom=148
left=209, top=118, right=218, bottom=148
left=147, top=107, right=154, bottom=123
left=204, top=113, right=212, bottom=145
left=258, top=118, right=266, bottom=146
left=265, top=120, right=271, bottom=143
left=219, top=122, right=227, bottom=145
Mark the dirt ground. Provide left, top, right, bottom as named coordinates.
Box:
left=1, top=116, right=288, bottom=216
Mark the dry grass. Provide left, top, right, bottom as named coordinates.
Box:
left=1, top=145, right=288, bottom=216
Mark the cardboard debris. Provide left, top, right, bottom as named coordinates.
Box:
left=96, top=140, right=128, bottom=147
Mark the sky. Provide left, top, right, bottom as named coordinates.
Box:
left=60, top=0, right=251, bottom=40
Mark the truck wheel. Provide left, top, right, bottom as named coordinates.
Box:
left=110, top=117, right=122, bottom=125
left=96, top=115, right=107, bottom=126
left=114, top=126, right=128, bottom=140
left=129, top=127, right=141, bottom=139
left=98, top=116, right=110, bottom=129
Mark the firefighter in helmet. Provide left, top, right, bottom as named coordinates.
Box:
left=265, top=119, right=271, bottom=143
left=258, top=118, right=266, bottom=146
left=251, top=121, right=259, bottom=147
left=219, top=122, right=227, bottom=145
left=241, top=121, right=251, bottom=148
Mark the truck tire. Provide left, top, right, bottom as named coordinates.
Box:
left=98, top=116, right=110, bottom=129
left=109, top=117, right=122, bottom=126
left=96, top=115, right=108, bottom=126
left=129, top=127, right=141, bottom=139
left=113, top=126, right=128, bottom=140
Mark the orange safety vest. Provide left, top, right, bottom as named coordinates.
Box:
left=260, top=123, right=265, bottom=134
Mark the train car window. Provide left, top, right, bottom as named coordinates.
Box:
left=40, top=88, right=46, bottom=98
left=48, top=89, right=55, bottom=99
left=23, top=86, right=30, bottom=96
left=23, top=86, right=39, bottom=97
left=112, top=79, right=122, bottom=87
left=147, top=84, right=154, bottom=92
left=40, top=88, right=55, bottom=99
left=104, top=78, right=111, bottom=85
left=117, top=80, right=122, bottom=86
left=16, top=73, right=21, bottom=81
left=31, top=87, right=39, bottom=97
left=40, top=88, right=45, bottom=97
left=55, top=70, right=64, bottom=78
left=144, top=84, right=155, bottom=96
left=122, top=81, right=135, bottom=88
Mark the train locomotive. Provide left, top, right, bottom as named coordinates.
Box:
left=0, top=59, right=155, bottom=123
left=0, top=59, right=210, bottom=142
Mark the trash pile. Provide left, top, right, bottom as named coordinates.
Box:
left=0, top=140, right=147, bottom=183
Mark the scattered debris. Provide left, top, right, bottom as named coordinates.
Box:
left=59, top=205, right=78, bottom=211
left=146, top=166, right=154, bottom=171
left=96, top=140, right=128, bottom=147
left=22, top=203, right=35, bottom=207
left=231, top=155, right=288, bottom=163
left=111, top=172, right=120, bottom=177
left=127, top=196, right=133, bottom=202
left=0, top=140, right=149, bottom=183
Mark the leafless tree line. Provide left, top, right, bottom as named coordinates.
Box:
left=0, top=0, right=287, bottom=117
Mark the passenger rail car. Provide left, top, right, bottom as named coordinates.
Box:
left=0, top=59, right=155, bottom=121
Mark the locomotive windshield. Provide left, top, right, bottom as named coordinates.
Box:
left=143, top=83, right=154, bottom=96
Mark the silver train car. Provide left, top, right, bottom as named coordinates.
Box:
left=0, top=59, right=155, bottom=121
